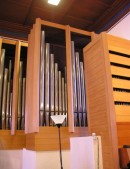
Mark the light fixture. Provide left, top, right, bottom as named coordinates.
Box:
left=48, top=0, right=61, bottom=6
left=51, top=115, right=66, bottom=169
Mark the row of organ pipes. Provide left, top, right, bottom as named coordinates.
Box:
left=39, top=31, right=68, bottom=126
left=0, top=33, right=87, bottom=130
left=0, top=48, right=26, bottom=130
left=39, top=30, right=87, bottom=127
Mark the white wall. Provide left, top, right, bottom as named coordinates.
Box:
left=108, top=12, right=130, bottom=40
left=0, top=150, right=23, bottom=169
left=36, top=150, right=70, bottom=169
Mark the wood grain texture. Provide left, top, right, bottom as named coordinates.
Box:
left=65, top=25, right=74, bottom=132
left=112, top=78, right=130, bottom=89
left=113, top=91, right=130, bottom=102
left=111, top=65, right=130, bottom=77
left=11, top=41, right=21, bottom=135
left=70, top=27, right=91, bottom=36
left=107, top=34, right=130, bottom=55
left=109, top=53, right=130, bottom=66
left=83, top=33, right=119, bottom=169
left=26, top=127, right=89, bottom=151
left=117, top=122, right=130, bottom=148
left=0, top=130, right=26, bottom=150
left=40, top=18, right=66, bottom=30
left=115, top=106, right=130, bottom=122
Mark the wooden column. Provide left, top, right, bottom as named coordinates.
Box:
left=11, top=41, right=21, bottom=135
left=66, top=25, right=74, bottom=132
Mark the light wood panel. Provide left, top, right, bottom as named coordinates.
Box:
left=25, top=19, right=41, bottom=133
left=0, top=130, right=26, bottom=150
left=115, top=106, right=130, bottom=122
left=109, top=53, right=130, bottom=66
left=26, top=127, right=88, bottom=151
left=65, top=25, right=74, bottom=132
left=113, top=91, right=130, bottom=102
left=11, top=41, right=21, bottom=135
left=107, top=34, right=130, bottom=55
left=83, top=33, right=119, bottom=169
left=117, top=122, right=130, bottom=148
left=111, top=66, right=130, bottom=77
left=112, top=78, right=130, bottom=89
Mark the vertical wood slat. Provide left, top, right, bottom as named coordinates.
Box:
left=25, top=19, right=41, bottom=133
left=65, top=25, right=74, bottom=132
left=83, top=33, right=119, bottom=169
left=11, top=41, right=21, bottom=135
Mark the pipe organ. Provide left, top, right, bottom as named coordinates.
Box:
left=39, top=31, right=68, bottom=126
left=71, top=41, right=87, bottom=126
left=0, top=41, right=27, bottom=131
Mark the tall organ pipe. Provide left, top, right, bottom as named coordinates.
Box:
left=62, top=77, right=65, bottom=126
left=58, top=71, right=62, bottom=114
left=5, top=82, right=10, bottom=129
left=17, top=61, right=23, bottom=129
left=21, top=78, right=26, bottom=129
left=0, top=49, right=5, bottom=119
left=45, top=43, right=50, bottom=126
left=80, top=62, right=87, bottom=126
left=8, top=60, right=12, bottom=82
left=2, top=68, right=8, bottom=129
left=75, top=52, right=82, bottom=126
left=50, top=54, right=54, bottom=126
left=39, top=31, right=45, bottom=126
left=64, top=67, right=68, bottom=126
left=71, top=41, right=77, bottom=112
left=9, top=93, right=12, bottom=129
left=55, top=63, right=58, bottom=114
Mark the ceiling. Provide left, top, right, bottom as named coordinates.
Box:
left=0, top=0, right=129, bottom=40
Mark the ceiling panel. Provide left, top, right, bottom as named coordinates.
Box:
left=0, top=0, right=129, bottom=39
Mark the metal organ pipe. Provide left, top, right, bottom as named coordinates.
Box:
left=21, top=78, right=26, bottom=129
left=50, top=54, right=54, bottom=125
left=45, top=43, right=50, bottom=126
left=0, top=49, right=5, bottom=123
left=55, top=63, right=58, bottom=114
left=2, top=68, right=8, bottom=129
left=71, top=41, right=87, bottom=127
left=39, top=31, right=45, bottom=126
left=58, top=71, right=62, bottom=114
left=17, top=61, right=23, bottom=129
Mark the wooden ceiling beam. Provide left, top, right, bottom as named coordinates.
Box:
left=89, top=0, right=130, bottom=32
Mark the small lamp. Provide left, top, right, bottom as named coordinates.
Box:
left=51, top=115, right=66, bottom=169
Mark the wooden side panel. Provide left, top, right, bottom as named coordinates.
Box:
left=115, top=106, right=130, bottom=122
left=83, top=33, right=119, bottom=169
left=112, top=78, right=130, bottom=89
left=113, top=91, right=130, bottom=102
left=109, top=53, right=130, bottom=66
left=66, top=26, right=74, bottom=132
left=11, top=41, right=21, bottom=135
left=26, top=127, right=88, bottom=151
left=111, top=66, right=130, bottom=77
left=117, top=122, right=130, bottom=147
left=107, top=34, right=130, bottom=55
left=0, top=130, right=26, bottom=149
left=25, top=19, right=41, bottom=133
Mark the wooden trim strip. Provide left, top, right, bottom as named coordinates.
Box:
left=39, top=18, right=66, bottom=30
left=70, top=27, right=91, bottom=36
left=11, top=41, right=21, bottom=135
left=65, top=25, right=74, bottom=132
